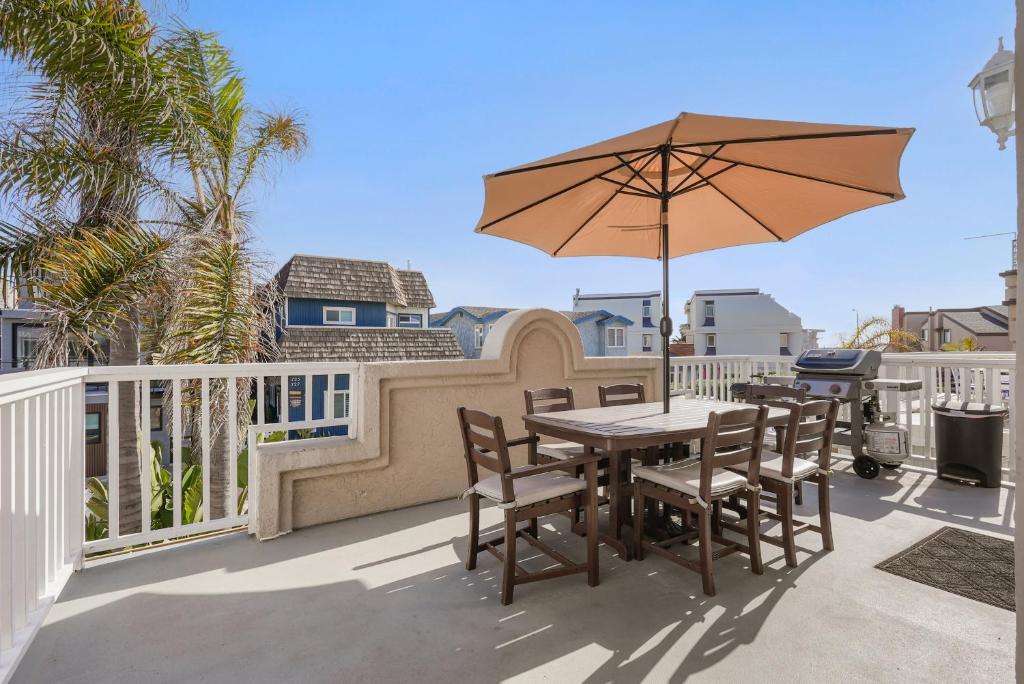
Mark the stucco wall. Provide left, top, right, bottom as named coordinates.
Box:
left=254, top=308, right=660, bottom=539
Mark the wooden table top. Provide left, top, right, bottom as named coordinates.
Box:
left=523, top=396, right=789, bottom=452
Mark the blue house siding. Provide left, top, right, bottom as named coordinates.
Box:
left=286, top=373, right=350, bottom=437
left=287, top=298, right=387, bottom=327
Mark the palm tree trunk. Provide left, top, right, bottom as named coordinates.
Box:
left=110, top=319, right=143, bottom=534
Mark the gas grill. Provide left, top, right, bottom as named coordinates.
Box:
left=792, top=349, right=882, bottom=459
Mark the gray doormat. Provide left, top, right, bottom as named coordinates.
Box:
left=876, top=526, right=1014, bottom=612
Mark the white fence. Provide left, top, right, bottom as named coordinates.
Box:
left=0, top=362, right=359, bottom=681
left=669, top=352, right=1016, bottom=474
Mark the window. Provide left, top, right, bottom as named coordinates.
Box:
left=323, top=306, right=355, bottom=326
left=386, top=313, right=398, bottom=328
left=397, top=313, right=422, bottom=328
left=150, top=406, right=163, bottom=432
left=327, top=389, right=351, bottom=419
left=704, top=301, right=715, bottom=318
left=706, top=333, right=717, bottom=348
left=642, top=333, right=653, bottom=351
left=642, top=301, right=652, bottom=319
left=779, top=333, right=789, bottom=348
left=607, top=327, right=625, bottom=348
left=922, top=327, right=929, bottom=342
left=942, top=329, right=952, bottom=344
left=14, top=325, right=43, bottom=368
left=474, top=324, right=485, bottom=348
left=85, top=412, right=102, bottom=445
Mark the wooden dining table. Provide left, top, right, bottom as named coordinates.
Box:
left=523, top=396, right=790, bottom=559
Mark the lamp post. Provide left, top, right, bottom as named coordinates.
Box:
left=969, top=37, right=1016, bottom=149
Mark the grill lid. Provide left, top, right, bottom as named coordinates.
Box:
left=793, top=348, right=881, bottom=378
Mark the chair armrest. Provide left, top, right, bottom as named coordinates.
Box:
left=506, top=435, right=540, bottom=448
left=507, top=453, right=602, bottom=479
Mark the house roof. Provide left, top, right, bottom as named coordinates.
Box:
left=275, top=255, right=435, bottom=308
left=942, top=308, right=1008, bottom=336
left=432, top=307, right=635, bottom=328
left=574, top=290, right=660, bottom=300
left=278, top=327, right=463, bottom=363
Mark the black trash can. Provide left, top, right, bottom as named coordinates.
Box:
left=932, top=400, right=1008, bottom=488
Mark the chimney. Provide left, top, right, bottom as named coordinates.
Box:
left=891, top=305, right=905, bottom=331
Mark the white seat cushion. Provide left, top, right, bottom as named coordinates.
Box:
left=632, top=460, right=746, bottom=498
left=536, top=442, right=585, bottom=460
left=731, top=451, right=817, bottom=482
left=473, top=465, right=587, bottom=509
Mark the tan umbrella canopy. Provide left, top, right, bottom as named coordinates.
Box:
left=474, top=112, right=913, bottom=411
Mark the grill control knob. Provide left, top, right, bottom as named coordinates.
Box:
left=830, top=383, right=841, bottom=394
left=799, top=382, right=811, bottom=392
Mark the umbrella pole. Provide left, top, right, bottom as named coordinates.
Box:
left=659, top=145, right=671, bottom=413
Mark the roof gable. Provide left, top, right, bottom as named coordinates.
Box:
left=276, top=255, right=435, bottom=307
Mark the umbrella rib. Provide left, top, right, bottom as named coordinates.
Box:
left=491, top=146, right=661, bottom=178
left=671, top=151, right=784, bottom=242
left=677, top=150, right=899, bottom=198
left=670, top=127, right=904, bottom=149
left=553, top=151, right=661, bottom=256
left=596, top=175, right=660, bottom=199
left=615, top=154, right=661, bottom=195
left=669, top=144, right=725, bottom=194
left=477, top=150, right=658, bottom=232
left=671, top=162, right=739, bottom=197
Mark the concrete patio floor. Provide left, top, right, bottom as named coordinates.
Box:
left=13, top=462, right=1015, bottom=683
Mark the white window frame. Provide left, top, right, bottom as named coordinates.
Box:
left=642, top=304, right=652, bottom=319
left=607, top=327, right=625, bottom=348
left=642, top=333, right=653, bottom=349
left=922, top=327, right=929, bottom=342
left=779, top=332, right=790, bottom=348
left=323, top=306, right=356, bottom=326
left=398, top=313, right=422, bottom=328
left=325, top=389, right=351, bottom=420
left=704, top=301, right=715, bottom=318
left=386, top=312, right=398, bottom=328
left=942, top=329, right=952, bottom=344
left=706, top=333, right=717, bottom=348
left=474, top=324, right=485, bottom=349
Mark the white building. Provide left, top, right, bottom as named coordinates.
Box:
left=685, top=288, right=818, bottom=357
left=572, top=289, right=661, bottom=355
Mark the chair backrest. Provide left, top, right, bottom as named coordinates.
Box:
left=456, top=407, right=513, bottom=502
left=745, top=383, right=806, bottom=406
left=599, top=383, right=645, bottom=407
left=524, top=387, right=575, bottom=415
left=700, top=405, right=768, bottom=498
left=778, top=399, right=840, bottom=472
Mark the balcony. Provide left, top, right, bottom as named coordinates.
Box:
left=0, top=310, right=1017, bottom=681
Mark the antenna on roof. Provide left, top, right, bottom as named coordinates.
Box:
left=963, top=232, right=1014, bottom=240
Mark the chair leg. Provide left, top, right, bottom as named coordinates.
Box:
left=746, top=489, right=763, bottom=575
left=633, top=483, right=646, bottom=560
left=779, top=484, right=798, bottom=568
left=794, top=480, right=804, bottom=506
left=501, top=512, right=517, bottom=605
left=712, top=500, right=723, bottom=535
left=466, top=494, right=479, bottom=571
left=818, top=475, right=834, bottom=551
left=586, top=489, right=600, bottom=587
left=698, top=508, right=715, bottom=596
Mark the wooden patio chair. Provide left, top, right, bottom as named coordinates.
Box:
left=598, top=383, right=646, bottom=407
left=745, top=383, right=807, bottom=503
left=457, top=406, right=601, bottom=605
left=724, top=399, right=839, bottom=567
left=632, top=405, right=768, bottom=596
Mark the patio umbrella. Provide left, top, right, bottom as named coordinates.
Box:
left=474, top=112, right=913, bottom=412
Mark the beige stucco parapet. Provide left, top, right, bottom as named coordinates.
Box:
left=254, top=308, right=660, bottom=540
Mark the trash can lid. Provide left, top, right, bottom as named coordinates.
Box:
left=931, top=400, right=1009, bottom=416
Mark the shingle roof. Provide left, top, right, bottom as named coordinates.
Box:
left=430, top=306, right=511, bottom=326
left=278, top=327, right=463, bottom=363
left=943, top=308, right=1009, bottom=335
left=276, top=255, right=435, bottom=307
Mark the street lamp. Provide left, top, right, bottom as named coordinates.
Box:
left=969, top=37, right=1016, bottom=150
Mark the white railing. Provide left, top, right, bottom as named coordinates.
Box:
left=669, top=352, right=1016, bottom=475
left=0, top=362, right=360, bottom=681
left=0, top=368, right=85, bottom=682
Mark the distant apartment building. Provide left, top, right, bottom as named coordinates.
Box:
left=892, top=305, right=1010, bottom=351
left=431, top=306, right=634, bottom=359
left=571, top=289, right=660, bottom=355
left=684, top=289, right=818, bottom=357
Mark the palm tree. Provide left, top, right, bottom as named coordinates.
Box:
left=0, top=2, right=305, bottom=526
left=838, top=316, right=922, bottom=352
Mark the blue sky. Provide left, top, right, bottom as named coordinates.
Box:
left=181, top=1, right=1018, bottom=343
